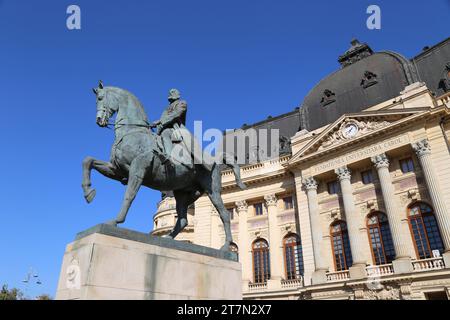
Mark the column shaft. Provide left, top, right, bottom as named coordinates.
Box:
left=371, top=154, right=410, bottom=259
left=412, top=140, right=450, bottom=251
left=335, top=166, right=366, bottom=266
left=303, top=177, right=327, bottom=271
left=236, top=200, right=253, bottom=282
left=265, top=194, right=283, bottom=280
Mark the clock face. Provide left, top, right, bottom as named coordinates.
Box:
left=342, top=123, right=358, bottom=138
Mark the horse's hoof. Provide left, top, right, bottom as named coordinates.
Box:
left=84, top=189, right=96, bottom=203
left=105, top=219, right=118, bottom=227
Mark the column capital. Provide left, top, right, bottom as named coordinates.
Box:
left=302, top=176, right=318, bottom=190
left=411, top=139, right=431, bottom=157
left=235, top=200, right=248, bottom=212
left=371, top=153, right=390, bottom=169
left=335, top=166, right=351, bottom=181
left=264, top=194, right=277, bottom=207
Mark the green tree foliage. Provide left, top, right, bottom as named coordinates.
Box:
left=0, top=284, right=25, bottom=300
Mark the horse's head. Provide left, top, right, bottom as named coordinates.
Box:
left=92, top=80, right=118, bottom=127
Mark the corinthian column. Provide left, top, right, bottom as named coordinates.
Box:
left=303, top=177, right=328, bottom=284
left=335, top=166, right=366, bottom=278
left=371, top=154, right=413, bottom=273
left=236, top=200, right=252, bottom=284
left=264, top=194, right=283, bottom=283
left=412, top=139, right=450, bottom=256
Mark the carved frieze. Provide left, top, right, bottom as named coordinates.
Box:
left=320, top=118, right=391, bottom=150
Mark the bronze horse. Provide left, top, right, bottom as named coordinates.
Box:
left=81, top=81, right=245, bottom=250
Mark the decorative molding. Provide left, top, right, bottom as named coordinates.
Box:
left=360, top=70, right=378, bottom=89
left=371, top=153, right=390, bottom=169
left=335, top=166, right=351, bottom=181
left=363, top=284, right=400, bottom=300
left=411, top=139, right=431, bottom=157
left=320, top=118, right=391, bottom=150
left=235, top=200, right=248, bottom=212
left=320, top=89, right=336, bottom=107
left=264, top=194, right=277, bottom=207
left=302, top=176, right=318, bottom=190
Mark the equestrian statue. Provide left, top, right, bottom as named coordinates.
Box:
left=82, top=81, right=246, bottom=250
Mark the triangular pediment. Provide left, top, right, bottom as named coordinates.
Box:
left=289, top=107, right=430, bottom=164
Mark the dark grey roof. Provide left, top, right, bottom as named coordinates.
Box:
left=299, top=40, right=419, bottom=131
left=230, top=37, right=449, bottom=135
left=412, top=37, right=450, bottom=97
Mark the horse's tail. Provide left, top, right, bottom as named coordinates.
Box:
left=223, top=152, right=246, bottom=190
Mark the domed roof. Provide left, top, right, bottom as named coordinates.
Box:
left=300, top=39, right=419, bottom=131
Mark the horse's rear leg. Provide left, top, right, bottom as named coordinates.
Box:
left=166, top=190, right=200, bottom=239
left=82, top=157, right=121, bottom=203
left=205, top=168, right=233, bottom=251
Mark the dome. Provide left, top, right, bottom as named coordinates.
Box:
left=300, top=39, right=419, bottom=131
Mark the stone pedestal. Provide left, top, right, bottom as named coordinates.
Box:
left=392, top=257, right=413, bottom=274
left=55, top=224, right=242, bottom=300
left=443, top=252, right=450, bottom=269
left=311, top=269, right=327, bottom=285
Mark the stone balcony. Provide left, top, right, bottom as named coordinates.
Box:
left=324, top=256, right=447, bottom=284
left=243, top=277, right=304, bottom=298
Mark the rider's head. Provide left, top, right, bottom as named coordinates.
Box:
left=168, top=89, right=181, bottom=102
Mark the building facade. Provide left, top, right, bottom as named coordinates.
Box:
left=152, top=38, right=450, bottom=300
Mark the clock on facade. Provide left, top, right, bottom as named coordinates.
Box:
left=342, top=122, right=359, bottom=138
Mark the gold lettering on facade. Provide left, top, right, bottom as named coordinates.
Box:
left=312, top=135, right=409, bottom=175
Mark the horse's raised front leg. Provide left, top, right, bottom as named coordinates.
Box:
left=106, top=153, right=152, bottom=226
left=82, top=156, right=122, bottom=203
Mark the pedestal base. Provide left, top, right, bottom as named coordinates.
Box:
left=392, top=257, right=413, bottom=274
left=443, top=252, right=450, bottom=269
left=55, top=224, right=242, bottom=300
left=311, top=269, right=327, bottom=285
left=349, top=264, right=366, bottom=280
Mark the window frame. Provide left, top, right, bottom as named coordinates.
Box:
left=399, top=157, right=415, bottom=174
left=330, top=221, right=353, bottom=271
left=366, top=211, right=396, bottom=265
left=283, top=196, right=294, bottom=210
left=283, top=233, right=304, bottom=280
left=254, top=202, right=264, bottom=216
left=327, top=180, right=340, bottom=195
left=361, top=169, right=374, bottom=185
left=407, top=201, right=444, bottom=259
left=252, top=239, right=271, bottom=283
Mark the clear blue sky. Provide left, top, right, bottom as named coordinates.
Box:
left=0, top=0, right=448, bottom=298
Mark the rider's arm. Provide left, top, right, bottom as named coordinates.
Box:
left=160, top=100, right=187, bottom=128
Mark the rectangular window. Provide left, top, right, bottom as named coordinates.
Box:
left=400, top=158, right=414, bottom=173
left=283, top=196, right=294, bottom=210
left=227, top=208, right=234, bottom=220
left=327, top=180, right=340, bottom=195
left=254, top=203, right=264, bottom=216
left=361, top=170, right=374, bottom=184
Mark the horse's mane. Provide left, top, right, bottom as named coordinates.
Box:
left=106, top=86, right=149, bottom=122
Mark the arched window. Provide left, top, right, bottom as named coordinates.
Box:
left=331, top=221, right=353, bottom=271
left=229, top=242, right=239, bottom=261
left=408, top=202, right=444, bottom=259
left=252, top=239, right=270, bottom=283
left=283, top=234, right=304, bottom=280
left=367, top=212, right=395, bottom=265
